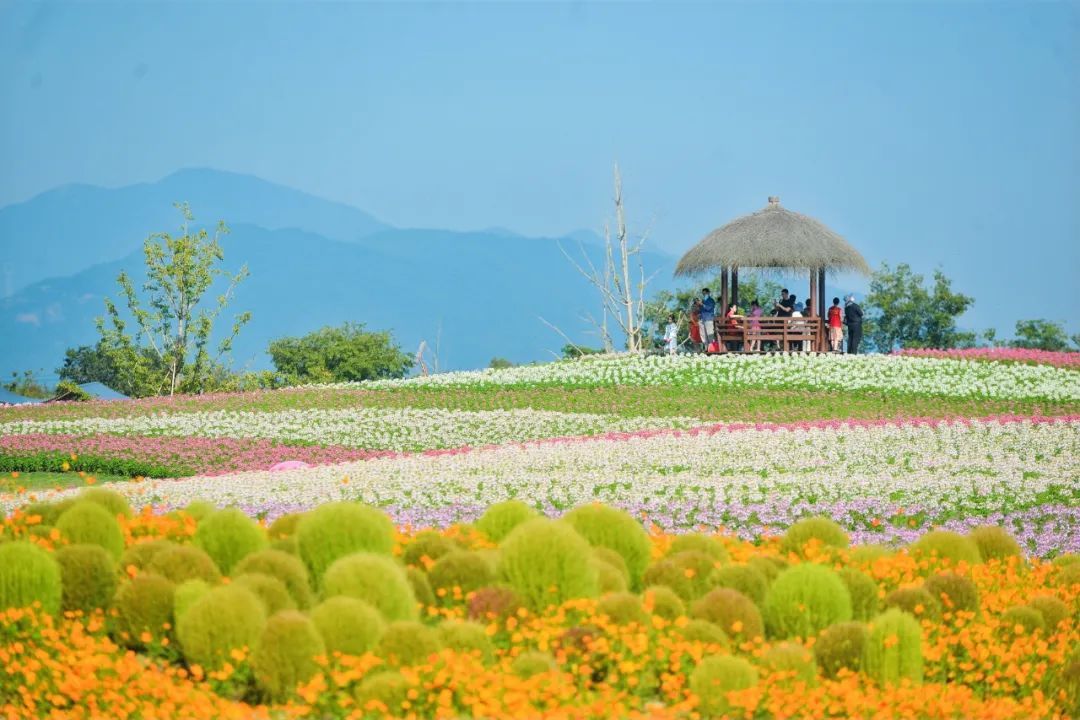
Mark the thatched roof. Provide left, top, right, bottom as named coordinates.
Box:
left=675, top=197, right=870, bottom=276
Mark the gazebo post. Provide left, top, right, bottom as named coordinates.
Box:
left=719, top=266, right=729, bottom=318
left=818, top=269, right=827, bottom=351
left=731, top=266, right=739, bottom=309
left=808, top=269, right=817, bottom=352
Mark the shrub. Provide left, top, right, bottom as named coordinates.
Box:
left=691, top=588, right=764, bottom=644
left=322, top=552, right=417, bottom=621
left=406, top=567, right=436, bottom=608
left=643, top=585, right=685, bottom=621
left=38, top=498, right=77, bottom=526
left=838, top=567, right=879, bottom=621
left=909, top=530, right=982, bottom=566
left=679, top=619, right=729, bottom=647
left=592, top=547, right=630, bottom=584
left=668, top=532, right=730, bottom=564
left=56, top=502, right=124, bottom=560
left=1057, top=563, right=1080, bottom=589
left=467, top=585, right=523, bottom=622
left=176, top=585, right=266, bottom=669
left=147, top=545, right=222, bottom=585
left=968, top=525, right=1022, bottom=561
left=78, top=487, right=132, bottom=518
left=815, top=621, right=869, bottom=679
left=864, top=609, right=923, bottom=686
left=354, top=671, right=409, bottom=715
left=562, top=504, right=651, bottom=590
left=401, top=531, right=457, bottom=568
left=690, top=654, right=758, bottom=717
left=593, top=556, right=628, bottom=594
left=1054, top=554, right=1080, bottom=568
left=174, top=579, right=211, bottom=622
left=747, top=555, right=784, bottom=584
left=924, top=572, right=980, bottom=616
left=780, top=517, right=849, bottom=557
left=233, top=549, right=313, bottom=609
left=497, top=519, right=598, bottom=610
left=475, top=500, right=538, bottom=542
left=428, top=551, right=496, bottom=603
left=1028, top=595, right=1069, bottom=631
left=120, top=540, right=175, bottom=574
left=114, top=574, right=175, bottom=648
left=234, top=573, right=297, bottom=615
left=268, top=512, right=304, bottom=540
left=643, top=551, right=718, bottom=602
left=1001, top=605, right=1045, bottom=636
left=182, top=500, right=217, bottom=522
left=710, top=564, right=768, bottom=606
left=0, top=542, right=62, bottom=614
left=763, top=564, right=852, bottom=639
left=376, top=620, right=442, bottom=666
left=762, top=641, right=818, bottom=685
left=310, top=597, right=385, bottom=656
left=55, top=544, right=116, bottom=613
left=252, top=611, right=325, bottom=702
left=296, top=503, right=394, bottom=583
left=512, top=651, right=557, bottom=679
left=849, top=544, right=893, bottom=564
left=437, top=619, right=494, bottom=663
left=597, top=592, right=648, bottom=626
left=193, top=508, right=267, bottom=575
left=884, top=586, right=941, bottom=622
left=1053, top=658, right=1080, bottom=719
left=271, top=536, right=299, bottom=556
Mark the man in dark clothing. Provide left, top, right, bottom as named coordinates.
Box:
left=844, top=294, right=864, bottom=354
left=773, top=289, right=795, bottom=317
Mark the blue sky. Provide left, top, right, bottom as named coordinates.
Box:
left=1, top=1, right=1077, bottom=336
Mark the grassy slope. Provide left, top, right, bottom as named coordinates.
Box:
left=2, top=471, right=131, bottom=492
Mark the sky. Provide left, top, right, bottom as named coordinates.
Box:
left=1, top=1, right=1077, bottom=337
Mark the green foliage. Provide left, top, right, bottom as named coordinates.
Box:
left=864, top=262, right=975, bottom=351
left=406, top=566, right=436, bottom=609
left=296, top=502, right=394, bottom=584
left=173, top=579, right=211, bottom=622
left=252, top=610, right=325, bottom=703
left=909, top=530, right=982, bottom=566
left=3, top=369, right=51, bottom=399
left=679, top=619, right=729, bottom=647
left=762, top=641, right=818, bottom=686
left=643, top=585, right=685, bottom=620
left=146, top=545, right=222, bottom=585
left=475, top=500, right=539, bottom=543
left=377, top=620, right=442, bottom=666
left=53, top=380, right=92, bottom=402
left=763, top=564, right=853, bottom=639
left=691, top=588, right=765, bottom=644
left=1057, top=562, right=1080, bottom=589
left=183, top=501, right=217, bottom=522
left=234, top=573, right=297, bottom=615
left=1011, top=319, right=1070, bottom=352
left=780, top=517, right=850, bottom=557
left=402, top=531, right=458, bottom=568
left=0, top=542, right=62, bottom=614
left=747, top=555, right=785, bottom=584
left=667, top=533, right=730, bottom=564
left=512, top=651, right=557, bottom=679
left=838, top=567, right=880, bottom=621
left=497, top=519, right=599, bottom=610
left=643, top=551, right=718, bottom=602
left=322, top=552, right=418, bottom=621
left=267, top=512, right=304, bottom=539
left=593, top=556, right=628, bottom=594
left=354, top=672, right=410, bottom=715
left=592, top=548, right=631, bottom=584
left=884, top=586, right=942, bottom=622
left=192, top=508, right=267, bottom=575
left=119, top=539, right=175, bottom=574
left=78, top=487, right=133, bottom=518
left=310, top=597, right=385, bottom=656
left=488, top=357, right=514, bottom=370
left=234, top=549, right=313, bottom=610
left=55, top=544, right=117, bottom=613
left=924, top=573, right=980, bottom=616
left=57, top=341, right=164, bottom=399
left=176, top=584, right=266, bottom=670
left=850, top=545, right=893, bottom=564
left=467, top=585, right=524, bottom=622
left=562, top=504, right=651, bottom=591
left=268, top=322, right=412, bottom=384
left=437, top=619, right=494, bottom=663
left=814, top=621, right=869, bottom=679
left=710, top=564, right=769, bottom=606
left=56, top=502, right=124, bottom=560
left=114, top=574, right=175, bottom=648
left=561, top=344, right=603, bottom=359
left=967, top=526, right=1022, bottom=561
left=428, top=550, right=496, bottom=603
left=690, top=654, right=759, bottom=717
left=597, top=592, right=649, bottom=626
left=1001, top=605, right=1045, bottom=635
left=1027, top=596, right=1069, bottom=632
left=864, top=609, right=924, bottom=686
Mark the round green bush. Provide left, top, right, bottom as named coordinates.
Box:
left=114, top=574, right=175, bottom=648
left=437, top=619, right=494, bottom=662
left=0, top=541, right=62, bottom=614
left=668, top=533, right=730, bottom=564
left=310, top=596, right=385, bottom=656
left=296, top=503, right=394, bottom=584
left=176, top=584, right=266, bottom=669
left=38, top=498, right=78, bottom=526
left=401, top=531, right=457, bottom=568
left=747, top=555, right=784, bottom=584
left=233, top=549, right=313, bottom=610
left=562, top=504, right=651, bottom=590
left=643, top=551, right=718, bottom=602
left=119, top=539, right=175, bottom=574
left=192, top=508, right=267, bottom=575
left=909, top=530, right=982, bottom=566
left=268, top=512, right=304, bottom=540
left=56, top=502, right=124, bottom=560
left=234, top=572, right=297, bottom=615
left=593, top=556, right=628, bottom=594
left=864, top=609, right=923, bottom=686
left=924, top=572, right=980, bottom=616
left=55, top=543, right=117, bottom=613
left=838, top=567, right=880, bottom=621
left=271, top=536, right=299, bottom=556
left=814, top=621, right=868, bottom=679
left=849, top=544, right=893, bottom=565
left=475, top=500, right=538, bottom=542
left=1001, top=605, right=1045, bottom=636
left=182, top=500, right=217, bottom=522
left=597, top=591, right=648, bottom=626
left=593, top=547, right=630, bottom=584
left=376, top=620, right=442, bottom=666
left=710, top=564, right=768, bottom=606
left=691, top=588, right=765, bottom=644
left=78, top=487, right=133, bottom=518
left=497, top=519, right=598, bottom=610
left=146, top=545, right=222, bottom=585
left=174, top=579, right=211, bottom=622
left=252, top=610, right=325, bottom=702
left=1057, top=563, right=1080, bottom=589
left=1053, top=658, right=1080, bottom=719
left=967, top=525, right=1022, bottom=561
left=1028, top=595, right=1069, bottom=632
left=354, top=671, right=410, bottom=715
left=762, top=641, right=818, bottom=685
left=322, top=552, right=417, bottom=621
left=428, top=550, right=496, bottom=603
left=643, top=585, right=685, bottom=621
left=690, top=654, right=758, bottom=717
left=884, top=586, right=941, bottom=622
left=467, top=585, right=523, bottom=622
left=512, top=651, right=557, bottom=679
left=679, top=619, right=729, bottom=647
left=763, top=564, right=853, bottom=639
left=1054, top=553, right=1080, bottom=568
left=406, top=566, right=436, bottom=608
left=780, top=517, right=849, bottom=557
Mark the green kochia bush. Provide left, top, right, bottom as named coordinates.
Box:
left=174, top=579, right=211, bottom=622
left=562, top=504, right=652, bottom=590
left=512, top=651, right=557, bottom=679
left=268, top=512, right=304, bottom=539
left=437, top=619, right=494, bottom=663
left=593, top=548, right=631, bottom=585
left=0, top=541, right=62, bottom=614
left=252, top=611, right=325, bottom=703
left=355, top=672, right=410, bottom=714
left=909, top=530, right=982, bottom=566
left=885, top=586, right=941, bottom=622
left=1001, top=605, right=1045, bottom=635
left=690, top=654, right=758, bottom=717
left=147, top=545, right=222, bottom=585
left=592, top=556, right=628, bottom=594
left=56, top=502, right=125, bottom=560
left=120, top=540, right=175, bottom=573
left=815, top=621, right=869, bottom=679
left=762, top=641, right=818, bottom=686
left=182, top=500, right=217, bottom=522
left=322, top=553, right=418, bottom=621
left=643, top=585, right=685, bottom=620
left=1028, top=595, right=1069, bottom=631
left=467, top=586, right=524, bottom=622
left=177, top=585, right=266, bottom=670
left=428, top=551, right=496, bottom=602
left=710, top=564, right=769, bottom=606
left=475, top=500, right=538, bottom=542
left=838, top=567, right=880, bottom=621
left=296, top=503, right=394, bottom=583
left=679, top=619, right=729, bottom=647
left=967, top=525, right=1022, bottom=561
left=234, top=573, right=297, bottom=615
left=497, top=519, right=598, bottom=610
left=406, top=567, right=436, bottom=609
left=597, top=592, right=649, bottom=626
left=691, top=588, right=764, bottom=644
left=377, top=620, right=442, bottom=666
left=114, top=574, right=175, bottom=648
left=763, top=564, right=853, bottom=639
left=78, top=487, right=133, bottom=518
left=667, top=533, right=730, bottom=564
left=310, top=597, right=385, bottom=656
left=193, top=508, right=267, bottom=575
left=780, top=517, right=850, bottom=557
left=402, top=531, right=458, bottom=568
left=644, top=551, right=717, bottom=602
left=924, top=572, right=980, bottom=616
left=864, top=609, right=923, bottom=686
left=55, top=544, right=117, bottom=613
left=233, top=549, right=313, bottom=610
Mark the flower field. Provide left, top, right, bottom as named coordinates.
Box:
left=1, top=352, right=1078, bottom=718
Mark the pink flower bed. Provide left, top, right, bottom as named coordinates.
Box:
left=895, top=347, right=1080, bottom=368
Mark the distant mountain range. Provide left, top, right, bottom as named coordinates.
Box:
left=0, top=169, right=674, bottom=375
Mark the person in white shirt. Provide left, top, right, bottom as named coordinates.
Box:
left=664, top=314, right=679, bottom=355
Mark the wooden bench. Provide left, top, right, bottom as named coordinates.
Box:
left=706, top=316, right=823, bottom=352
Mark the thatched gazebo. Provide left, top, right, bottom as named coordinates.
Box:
left=676, top=196, right=870, bottom=328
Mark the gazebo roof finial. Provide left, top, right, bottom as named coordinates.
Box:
left=768, top=196, right=780, bottom=207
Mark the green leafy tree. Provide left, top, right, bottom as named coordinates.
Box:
left=560, top=344, right=604, bottom=359
left=865, top=263, right=974, bottom=351
left=3, top=370, right=50, bottom=399
left=56, top=342, right=165, bottom=397
left=489, top=357, right=514, bottom=369
left=268, top=323, right=413, bottom=383
left=1011, top=319, right=1070, bottom=352
left=98, top=203, right=250, bottom=395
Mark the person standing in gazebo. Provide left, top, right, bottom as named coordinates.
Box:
left=689, top=298, right=703, bottom=351
left=845, top=294, right=864, bottom=354
left=699, top=288, right=717, bottom=350
left=827, top=297, right=844, bottom=352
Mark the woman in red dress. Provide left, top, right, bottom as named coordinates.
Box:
left=689, top=299, right=703, bottom=351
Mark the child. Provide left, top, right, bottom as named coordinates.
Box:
left=747, top=300, right=763, bottom=352
left=827, top=297, right=843, bottom=352
left=664, top=314, right=679, bottom=355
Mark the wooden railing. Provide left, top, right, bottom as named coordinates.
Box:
left=709, top=316, right=824, bottom=353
